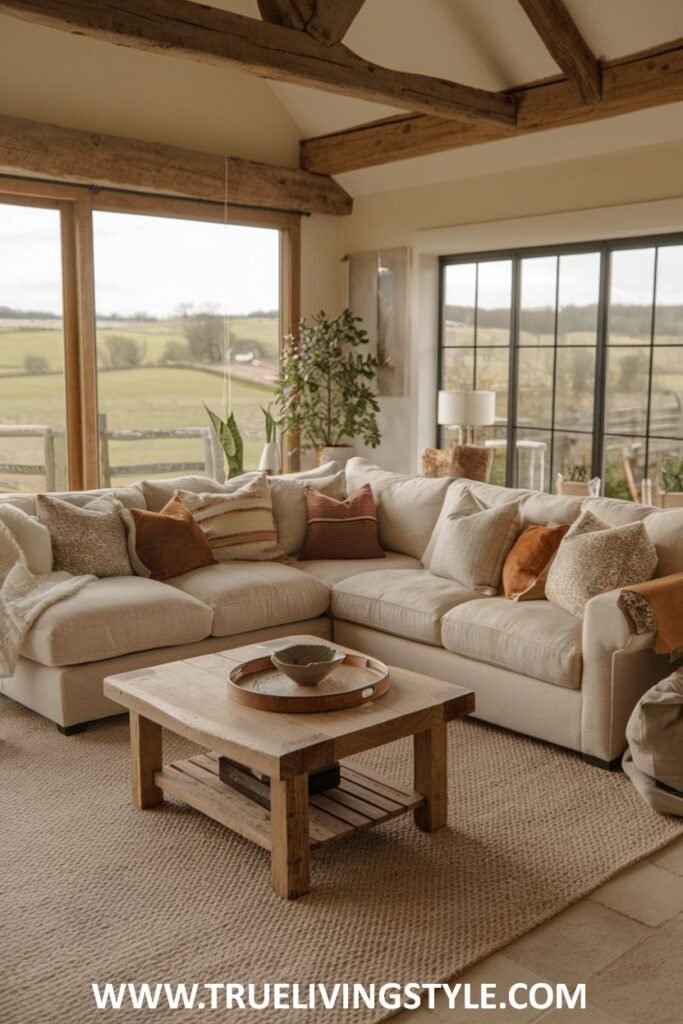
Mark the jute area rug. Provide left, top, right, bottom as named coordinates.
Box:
left=2, top=693, right=682, bottom=1024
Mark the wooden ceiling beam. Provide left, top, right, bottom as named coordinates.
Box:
left=0, top=0, right=517, bottom=127
left=0, top=114, right=353, bottom=216
left=300, top=38, right=683, bottom=175
left=257, top=0, right=315, bottom=33
left=518, top=0, right=601, bottom=103
left=304, top=1, right=367, bottom=45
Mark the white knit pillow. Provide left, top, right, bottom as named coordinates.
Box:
left=0, top=504, right=52, bottom=574
left=178, top=475, right=284, bottom=562
left=546, top=509, right=658, bottom=618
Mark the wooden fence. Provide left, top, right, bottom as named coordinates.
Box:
left=0, top=415, right=220, bottom=489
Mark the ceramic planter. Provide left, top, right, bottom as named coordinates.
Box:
left=258, top=441, right=281, bottom=475
left=318, top=445, right=355, bottom=468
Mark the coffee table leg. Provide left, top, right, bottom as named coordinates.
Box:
left=130, top=712, right=163, bottom=809
left=413, top=722, right=448, bottom=831
left=270, top=774, right=310, bottom=899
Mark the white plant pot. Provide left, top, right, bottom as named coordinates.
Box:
left=319, top=445, right=355, bottom=468
left=657, top=490, right=683, bottom=509
left=258, top=441, right=281, bottom=475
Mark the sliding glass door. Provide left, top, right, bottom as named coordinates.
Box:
left=0, top=202, right=69, bottom=491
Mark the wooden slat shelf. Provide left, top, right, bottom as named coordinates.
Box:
left=155, top=752, right=423, bottom=851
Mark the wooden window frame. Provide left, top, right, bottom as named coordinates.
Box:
left=0, top=175, right=301, bottom=487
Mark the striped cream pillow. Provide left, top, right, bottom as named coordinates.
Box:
left=177, top=476, right=284, bottom=562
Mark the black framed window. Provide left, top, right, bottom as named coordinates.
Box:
left=438, top=234, right=683, bottom=499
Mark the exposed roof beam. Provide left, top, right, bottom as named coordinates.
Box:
left=518, top=0, right=601, bottom=103
left=0, top=114, right=353, bottom=215
left=0, top=0, right=517, bottom=127
left=304, top=1, right=367, bottom=45
left=300, top=39, right=683, bottom=175
left=258, top=1, right=365, bottom=45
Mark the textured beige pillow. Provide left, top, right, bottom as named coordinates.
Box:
left=346, top=457, right=452, bottom=559
left=429, top=488, right=521, bottom=594
left=546, top=509, right=658, bottom=618
left=268, top=471, right=347, bottom=555
left=36, top=494, right=132, bottom=577
left=178, top=475, right=284, bottom=561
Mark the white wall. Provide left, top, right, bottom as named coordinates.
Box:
left=335, top=139, right=683, bottom=473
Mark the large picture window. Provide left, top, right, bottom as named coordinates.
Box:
left=0, top=180, right=299, bottom=491
left=439, top=236, right=683, bottom=500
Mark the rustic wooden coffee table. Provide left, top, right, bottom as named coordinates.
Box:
left=104, top=636, right=474, bottom=899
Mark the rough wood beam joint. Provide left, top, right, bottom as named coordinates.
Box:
left=518, top=0, right=601, bottom=103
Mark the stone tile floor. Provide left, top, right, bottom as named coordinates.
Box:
left=397, top=834, right=683, bottom=1022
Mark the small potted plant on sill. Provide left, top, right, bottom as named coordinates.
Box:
left=274, top=309, right=381, bottom=467
left=204, top=404, right=244, bottom=479
left=658, top=455, right=683, bottom=508
left=258, top=402, right=281, bottom=475
left=555, top=455, right=600, bottom=497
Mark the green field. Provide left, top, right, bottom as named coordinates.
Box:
left=0, top=316, right=279, bottom=491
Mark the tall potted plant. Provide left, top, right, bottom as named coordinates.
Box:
left=274, top=309, right=381, bottom=466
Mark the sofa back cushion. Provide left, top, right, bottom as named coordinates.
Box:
left=346, top=457, right=451, bottom=559
left=141, top=474, right=247, bottom=512
left=0, top=484, right=145, bottom=516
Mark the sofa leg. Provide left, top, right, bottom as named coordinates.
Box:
left=582, top=753, right=623, bottom=772
left=56, top=722, right=89, bottom=736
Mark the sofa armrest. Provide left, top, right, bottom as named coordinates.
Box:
left=580, top=589, right=660, bottom=762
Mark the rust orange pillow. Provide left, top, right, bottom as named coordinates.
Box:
left=298, top=484, right=385, bottom=561
left=121, top=495, right=216, bottom=581
left=502, top=523, right=570, bottom=601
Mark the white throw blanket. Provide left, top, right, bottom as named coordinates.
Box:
left=0, top=519, right=95, bottom=676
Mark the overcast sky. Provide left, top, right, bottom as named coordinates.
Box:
left=0, top=203, right=280, bottom=317
left=444, top=246, right=683, bottom=309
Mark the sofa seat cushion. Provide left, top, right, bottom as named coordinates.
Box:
left=167, top=562, right=330, bottom=638
left=22, top=577, right=213, bottom=668
left=441, top=597, right=583, bottom=689
left=299, top=551, right=421, bottom=586
left=331, top=569, right=484, bottom=645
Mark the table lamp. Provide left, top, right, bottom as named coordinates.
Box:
left=437, top=389, right=496, bottom=445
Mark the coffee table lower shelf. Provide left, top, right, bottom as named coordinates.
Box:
left=155, top=752, right=424, bottom=851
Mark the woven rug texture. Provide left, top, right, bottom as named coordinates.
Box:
left=2, top=693, right=682, bottom=1023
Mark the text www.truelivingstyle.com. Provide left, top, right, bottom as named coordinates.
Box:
left=91, top=980, right=587, bottom=1012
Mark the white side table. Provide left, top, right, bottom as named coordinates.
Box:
left=484, top=438, right=547, bottom=490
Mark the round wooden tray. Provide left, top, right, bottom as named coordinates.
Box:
left=228, top=652, right=390, bottom=713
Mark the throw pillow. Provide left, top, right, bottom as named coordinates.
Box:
left=36, top=493, right=132, bottom=577
left=346, top=457, right=452, bottom=559
left=429, top=488, right=521, bottom=594
left=268, top=471, right=347, bottom=555
left=120, top=495, right=216, bottom=580
left=0, top=503, right=53, bottom=574
left=502, top=523, right=570, bottom=601
left=178, top=475, right=284, bottom=561
left=449, top=444, right=494, bottom=483
left=298, top=484, right=385, bottom=561
left=546, top=509, right=658, bottom=618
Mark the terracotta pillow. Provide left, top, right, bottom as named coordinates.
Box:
left=120, top=496, right=216, bottom=581
left=502, top=523, right=570, bottom=601
left=298, top=484, right=385, bottom=561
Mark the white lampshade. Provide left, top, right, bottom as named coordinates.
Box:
left=437, top=389, right=496, bottom=427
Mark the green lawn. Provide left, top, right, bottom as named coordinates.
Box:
left=0, top=315, right=280, bottom=491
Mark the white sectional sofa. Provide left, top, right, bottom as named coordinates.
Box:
left=2, top=459, right=681, bottom=769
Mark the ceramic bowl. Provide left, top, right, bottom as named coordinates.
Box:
left=271, top=644, right=345, bottom=687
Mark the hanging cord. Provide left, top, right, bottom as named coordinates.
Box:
left=222, top=154, right=232, bottom=414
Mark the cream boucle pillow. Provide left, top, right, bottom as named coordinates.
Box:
left=546, top=509, right=658, bottom=618
left=178, top=475, right=284, bottom=561
left=36, top=494, right=132, bottom=577
left=429, top=488, right=521, bottom=594
left=0, top=503, right=53, bottom=574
